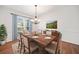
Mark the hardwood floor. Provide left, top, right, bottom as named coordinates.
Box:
left=0, top=40, right=17, bottom=54
left=0, top=40, right=79, bottom=54
left=62, top=41, right=79, bottom=54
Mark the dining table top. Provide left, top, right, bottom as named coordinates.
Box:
left=33, top=35, right=56, bottom=47
left=21, top=33, right=56, bottom=47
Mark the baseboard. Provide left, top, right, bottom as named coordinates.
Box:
left=62, top=40, right=79, bottom=46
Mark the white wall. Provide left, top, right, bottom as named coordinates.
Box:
left=37, top=6, right=79, bottom=45
left=0, top=6, right=31, bottom=42
left=57, top=6, right=79, bottom=45
left=0, top=6, right=12, bottom=42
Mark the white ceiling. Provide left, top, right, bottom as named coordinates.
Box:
left=4, top=5, right=56, bottom=17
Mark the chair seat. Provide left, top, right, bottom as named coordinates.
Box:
left=52, top=41, right=57, bottom=45
left=45, top=42, right=57, bottom=54
left=30, top=42, right=38, bottom=52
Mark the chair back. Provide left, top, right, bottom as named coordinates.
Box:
left=43, top=31, right=46, bottom=34
left=45, top=30, right=51, bottom=36
left=52, top=31, right=61, bottom=42
left=17, top=34, right=21, bottom=40
left=20, top=33, right=31, bottom=53
left=21, top=35, right=29, bottom=48
left=51, top=30, right=62, bottom=53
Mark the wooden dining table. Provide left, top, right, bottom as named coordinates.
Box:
left=21, top=33, right=56, bottom=53
left=33, top=35, right=55, bottom=47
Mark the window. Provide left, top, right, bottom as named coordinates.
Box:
left=12, top=14, right=32, bottom=40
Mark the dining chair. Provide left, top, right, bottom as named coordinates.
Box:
left=46, top=30, right=51, bottom=36
left=11, top=33, right=23, bottom=54
left=16, top=33, right=24, bottom=53
left=45, top=31, right=62, bottom=54
left=43, top=31, right=46, bottom=34
left=20, top=33, right=38, bottom=54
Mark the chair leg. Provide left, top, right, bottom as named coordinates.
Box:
left=23, top=45, right=26, bottom=54
left=18, top=41, right=20, bottom=49
left=58, top=49, right=61, bottom=54
left=57, top=49, right=60, bottom=54
left=20, top=43, right=23, bottom=54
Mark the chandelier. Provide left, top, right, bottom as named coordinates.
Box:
left=31, top=5, right=40, bottom=24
